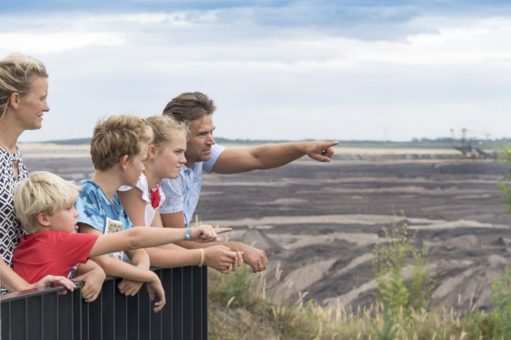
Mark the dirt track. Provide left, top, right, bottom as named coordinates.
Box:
left=196, top=156, right=511, bottom=312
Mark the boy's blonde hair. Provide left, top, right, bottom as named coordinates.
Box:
left=14, top=171, right=79, bottom=234
left=90, top=115, right=153, bottom=171
left=146, top=115, right=188, bottom=150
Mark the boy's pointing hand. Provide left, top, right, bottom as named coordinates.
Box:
left=194, top=225, right=231, bottom=242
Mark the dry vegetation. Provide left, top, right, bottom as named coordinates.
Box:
left=208, top=237, right=508, bottom=340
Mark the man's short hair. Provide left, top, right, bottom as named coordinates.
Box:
left=14, top=171, right=78, bottom=234
left=90, top=115, right=153, bottom=171
left=162, top=91, right=216, bottom=123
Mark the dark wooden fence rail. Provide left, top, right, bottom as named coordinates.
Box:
left=0, top=266, right=207, bottom=340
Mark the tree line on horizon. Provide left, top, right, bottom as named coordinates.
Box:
left=29, top=136, right=511, bottom=149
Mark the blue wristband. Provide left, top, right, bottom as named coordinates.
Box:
left=185, top=226, right=192, bottom=241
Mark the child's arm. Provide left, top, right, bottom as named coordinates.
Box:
left=86, top=222, right=230, bottom=258
left=1, top=259, right=32, bottom=291
left=118, top=187, right=148, bottom=224
left=80, top=224, right=166, bottom=312
left=2, top=258, right=76, bottom=292
left=151, top=209, right=164, bottom=227
left=117, top=248, right=150, bottom=296
left=80, top=224, right=162, bottom=282
left=74, top=260, right=106, bottom=302
left=119, top=248, right=167, bottom=309
left=127, top=249, right=150, bottom=270
left=117, top=187, right=153, bottom=295
left=119, top=187, right=211, bottom=269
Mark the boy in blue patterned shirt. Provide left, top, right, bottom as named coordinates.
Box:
left=76, top=115, right=163, bottom=301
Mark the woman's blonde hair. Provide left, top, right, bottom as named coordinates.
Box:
left=0, top=53, right=48, bottom=119
left=14, top=171, right=79, bottom=234
left=145, top=115, right=188, bottom=150
left=90, top=115, right=153, bottom=171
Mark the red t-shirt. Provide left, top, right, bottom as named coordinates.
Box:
left=13, top=230, right=99, bottom=283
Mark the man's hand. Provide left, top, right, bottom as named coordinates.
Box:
left=74, top=266, right=106, bottom=302
left=118, top=279, right=144, bottom=296
left=304, top=141, right=338, bottom=162
left=204, top=245, right=243, bottom=273
left=146, top=274, right=166, bottom=313
left=241, top=245, right=268, bottom=273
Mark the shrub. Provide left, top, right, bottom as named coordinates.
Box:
left=372, top=215, right=430, bottom=320
left=497, top=146, right=511, bottom=212
left=490, top=268, right=511, bottom=339
left=214, top=265, right=254, bottom=308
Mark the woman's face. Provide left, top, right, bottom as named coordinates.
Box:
left=15, top=76, right=50, bottom=130
left=153, top=130, right=187, bottom=180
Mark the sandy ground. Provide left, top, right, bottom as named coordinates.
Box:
left=195, top=153, right=511, bottom=312
left=19, top=143, right=90, bottom=158
left=19, top=143, right=462, bottom=157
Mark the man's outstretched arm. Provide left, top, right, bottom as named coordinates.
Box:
left=212, top=141, right=338, bottom=174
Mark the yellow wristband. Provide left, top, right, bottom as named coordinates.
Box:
left=199, top=248, right=205, bottom=267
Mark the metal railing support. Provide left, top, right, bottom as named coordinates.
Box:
left=1, top=266, right=207, bottom=340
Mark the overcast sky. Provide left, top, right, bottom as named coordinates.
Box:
left=2, top=1, right=511, bottom=142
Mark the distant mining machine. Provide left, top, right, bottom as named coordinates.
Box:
left=450, top=128, right=493, bottom=159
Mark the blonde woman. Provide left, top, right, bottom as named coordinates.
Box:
left=0, top=53, right=105, bottom=299
left=119, top=115, right=242, bottom=272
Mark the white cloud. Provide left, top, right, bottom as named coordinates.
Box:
left=0, top=32, right=125, bottom=53
left=87, top=11, right=220, bottom=25
left=1, top=8, right=510, bottom=141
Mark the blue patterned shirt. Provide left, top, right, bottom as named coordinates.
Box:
left=76, top=179, right=133, bottom=261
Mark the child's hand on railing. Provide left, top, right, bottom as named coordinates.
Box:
left=73, top=264, right=106, bottom=302
left=193, top=224, right=231, bottom=242
left=34, top=274, right=77, bottom=291
left=146, top=273, right=166, bottom=313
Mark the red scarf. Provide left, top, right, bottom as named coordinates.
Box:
left=150, top=185, right=161, bottom=209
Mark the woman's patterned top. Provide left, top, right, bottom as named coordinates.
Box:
left=0, top=147, right=28, bottom=293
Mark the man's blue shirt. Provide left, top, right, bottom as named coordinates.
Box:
left=160, top=144, right=225, bottom=226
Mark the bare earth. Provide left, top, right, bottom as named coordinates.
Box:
left=23, top=144, right=511, bottom=313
